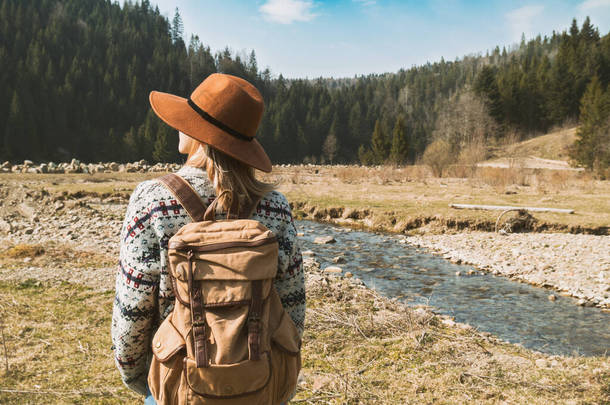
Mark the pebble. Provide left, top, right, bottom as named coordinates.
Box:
left=405, top=232, right=610, bottom=309
left=323, top=266, right=343, bottom=273
left=455, top=271, right=461, bottom=276
left=302, top=250, right=315, bottom=257
left=332, top=256, right=346, bottom=264
left=314, top=236, right=336, bottom=244
left=296, top=232, right=304, bottom=237
left=344, top=272, right=353, bottom=278
left=535, top=359, right=548, bottom=368
left=548, top=294, right=556, bottom=301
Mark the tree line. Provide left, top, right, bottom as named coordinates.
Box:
left=0, top=0, right=608, bottom=172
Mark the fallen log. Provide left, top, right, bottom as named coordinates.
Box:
left=449, top=204, right=574, bottom=214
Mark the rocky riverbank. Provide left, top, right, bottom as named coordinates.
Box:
left=405, top=232, right=610, bottom=309
left=0, top=175, right=608, bottom=310
left=0, top=159, right=182, bottom=174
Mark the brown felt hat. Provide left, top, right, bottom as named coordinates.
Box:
left=149, top=73, right=271, bottom=172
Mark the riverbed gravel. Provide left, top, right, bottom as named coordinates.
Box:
left=404, top=232, right=610, bottom=308
left=1, top=184, right=608, bottom=308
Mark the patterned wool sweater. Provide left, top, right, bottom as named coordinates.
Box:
left=111, top=166, right=305, bottom=395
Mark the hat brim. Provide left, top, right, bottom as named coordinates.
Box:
left=149, top=91, right=272, bottom=173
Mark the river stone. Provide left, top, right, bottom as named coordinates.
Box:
left=548, top=294, right=557, bottom=301
left=302, top=250, right=315, bottom=257
left=0, top=218, right=11, bottom=233
left=314, top=236, right=336, bottom=244
left=535, top=359, right=548, bottom=368
left=344, top=272, right=353, bottom=278
left=332, top=256, right=346, bottom=264
left=577, top=299, right=586, bottom=306
left=18, top=202, right=36, bottom=220
left=323, top=266, right=342, bottom=274
left=297, top=232, right=304, bottom=237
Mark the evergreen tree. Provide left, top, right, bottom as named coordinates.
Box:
left=153, top=128, right=174, bottom=162
left=571, top=76, right=609, bottom=170
left=390, top=115, right=408, bottom=164
left=370, top=119, right=389, bottom=164
left=171, top=7, right=184, bottom=44
left=474, top=66, right=503, bottom=124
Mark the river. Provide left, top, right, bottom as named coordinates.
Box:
left=296, top=220, right=610, bottom=357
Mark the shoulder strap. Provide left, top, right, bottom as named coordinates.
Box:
left=158, top=173, right=207, bottom=222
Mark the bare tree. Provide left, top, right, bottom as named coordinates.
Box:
left=433, top=88, right=498, bottom=159
left=323, top=133, right=338, bottom=164
left=422, top=140, right=453, bottom=177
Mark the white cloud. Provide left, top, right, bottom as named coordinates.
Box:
left=259, top=0, right=317, bottom=24
left=506, top=5, right=545, bottom=41
left=579, top=0, right=610, bottom=11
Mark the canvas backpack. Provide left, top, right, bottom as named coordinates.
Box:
left=147, top=173, right=302, bottom=405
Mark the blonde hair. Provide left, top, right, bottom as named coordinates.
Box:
left=185, top=140, right=276, bottom=213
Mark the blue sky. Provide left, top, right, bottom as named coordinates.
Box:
left=150, top=0, right=610, bottom=78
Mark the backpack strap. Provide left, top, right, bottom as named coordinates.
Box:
left=247, top=280, right=263, bottom=361
left=187, top=250, right=209, bottom=368
left=158, top=173, right=207, bottom=222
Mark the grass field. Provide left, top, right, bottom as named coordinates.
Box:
left=3, top=163, right=609, bottom=235
left=1, top=275, right=608, bottom=404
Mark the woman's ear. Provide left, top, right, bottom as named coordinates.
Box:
left=178, top=132, right=193, bottom=154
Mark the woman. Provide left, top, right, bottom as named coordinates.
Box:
left=111, top=74, right=305, bottom=403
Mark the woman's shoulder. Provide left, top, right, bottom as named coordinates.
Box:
left=128, top=178, right=173, bottom=207
left=259, top=190, right=292, bottom=212
left=128, top=167, right=212, bottom=209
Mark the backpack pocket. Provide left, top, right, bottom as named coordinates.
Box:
left=185, top=352, right=271, bottom=398
left=148, top=315, right=186, bottom=405
left=270, top=311, right=302, bottom=403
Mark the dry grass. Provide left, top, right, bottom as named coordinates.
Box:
left=270, top=165, right=609, bottom=234
left=0, top=280, right=140, bottom=404
left=1, top=275, right=608, bottom=404
left=1, top=162, right=608, bottom=234
left=295, top=272, right=610, bottom=404
left=0, top=244, right=115, bottom=270
left=488, top=127, right=578, bottom=161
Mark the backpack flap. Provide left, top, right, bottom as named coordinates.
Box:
left=152, top=317, right=186, bottom=362
left=185, top=353, right=271, bottom=398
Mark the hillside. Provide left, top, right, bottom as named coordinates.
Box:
left=1, top=0, right=608, bottom=166
left=480, top=127, right=581, bottom=170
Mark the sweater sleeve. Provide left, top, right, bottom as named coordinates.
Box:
left=111, top=181, right=162, bottom=395
left=272, top=195, right=306, bottom=337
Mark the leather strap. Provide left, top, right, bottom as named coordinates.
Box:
left=187, top=251, right=209, bottom=368
left=158, top=174, right=207, bottom=222
left=247, top=280, right=263, bottom=361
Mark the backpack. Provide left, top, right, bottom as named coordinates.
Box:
left=147, top=173, right=302, bottom=405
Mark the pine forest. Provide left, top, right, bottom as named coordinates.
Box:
left=1, top=0, right=609, bottom=172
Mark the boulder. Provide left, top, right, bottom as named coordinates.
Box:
left=314, top=236, right=336, bottom=244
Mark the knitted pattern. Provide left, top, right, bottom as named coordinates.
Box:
left=111, top=166, right=305, bottom=395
